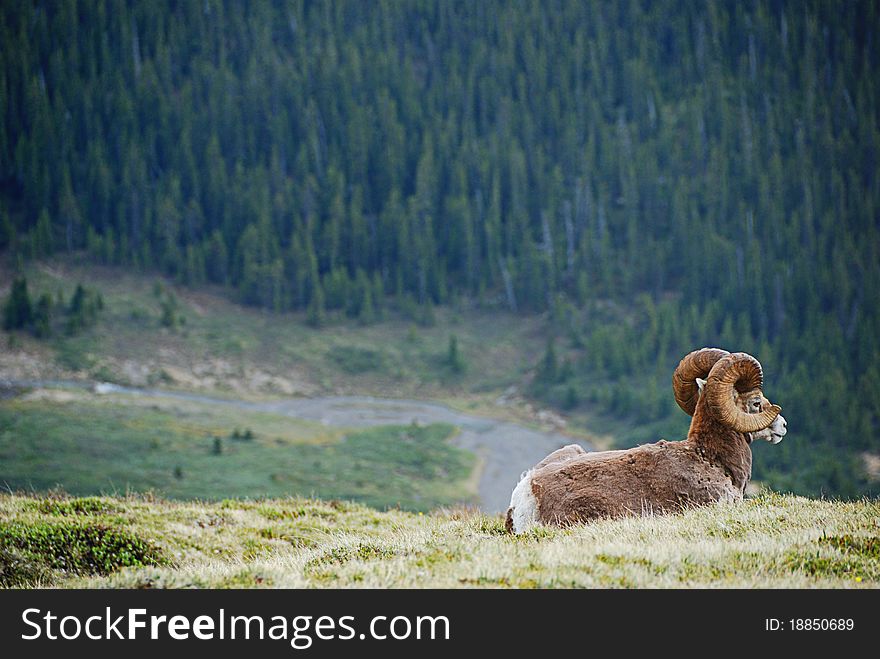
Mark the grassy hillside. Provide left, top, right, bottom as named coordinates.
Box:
left=1, top=492, right=877, bottom=589
left=1, top=259, right=553, bottom=407
left=2, top=258, right=877, bottom=500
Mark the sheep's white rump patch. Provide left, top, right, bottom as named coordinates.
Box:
left=509, top=470, right=539, bottom=534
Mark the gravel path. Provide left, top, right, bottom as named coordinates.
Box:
left=4, top=380, right=592, bottom=513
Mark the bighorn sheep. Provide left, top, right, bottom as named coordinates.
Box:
left=505, top=348, right=787, bottom=533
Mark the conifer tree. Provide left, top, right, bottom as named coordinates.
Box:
left=3, top=278, right=33, bottom=331
left=33, top=293, right=53, bottom=338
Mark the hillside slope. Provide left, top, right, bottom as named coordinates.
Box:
left=3, top=258, right=878, bottom=502
left=1, top=492, right=877, bottom=588
left=2, top=1, right=879, bottom=499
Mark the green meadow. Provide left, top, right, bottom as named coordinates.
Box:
left=0, top=391, right=474, bottom=512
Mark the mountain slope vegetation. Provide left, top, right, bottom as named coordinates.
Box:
left=1, top=1, right=878, bottom=497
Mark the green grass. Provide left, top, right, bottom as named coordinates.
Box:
left=0, top=393, right=475, bottom=511
left=0, top=518, right=164, bottom=585
left=0, top=492, right=877, bottom=588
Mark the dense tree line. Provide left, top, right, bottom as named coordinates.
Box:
left=0, top=1, right=877, bottom=496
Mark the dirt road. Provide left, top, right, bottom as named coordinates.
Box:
left=4, top=380, right=592, bottom=512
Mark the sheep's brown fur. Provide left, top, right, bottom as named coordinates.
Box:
left=509, top=350, right=783, bottom=529
left=530, top=439, right=742, bottom=526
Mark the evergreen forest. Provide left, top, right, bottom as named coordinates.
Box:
left=1, top=1, right=878, bottom=496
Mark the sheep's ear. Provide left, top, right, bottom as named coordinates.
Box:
left=695, top=377, right=707, bottom=394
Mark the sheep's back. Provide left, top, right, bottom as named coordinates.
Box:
left=530, top=441, right=740, bottom=525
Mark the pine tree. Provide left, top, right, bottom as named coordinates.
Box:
left=33, top=293, right=53, bottom=338
left=371, top=272, right=385, bottom=320
left=205, top=230, right=228, bottom=284
left=563, top=384, right=579, bottom=410
left=307, top=280, right=326, bottom=328
left=0, top=209, right=14, bottom=251
left=33, top=208, right=53, bottom=257
left=58, top=166, right=81, bottom=251
left=160, top=292, right=179, bottom=329
left=358, top=281, right=375, bottom=325
left=65, top=283, right=102, bottom=335
left=447, top=334, right=465, bottom=373
left=536, top=338, right=558, bottom=385
left=3, top=278, right=33, bottom=331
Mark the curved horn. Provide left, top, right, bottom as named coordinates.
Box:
left=704, top=352, right=782, bottom=432
left=672, top=348, right=731, bottom=416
